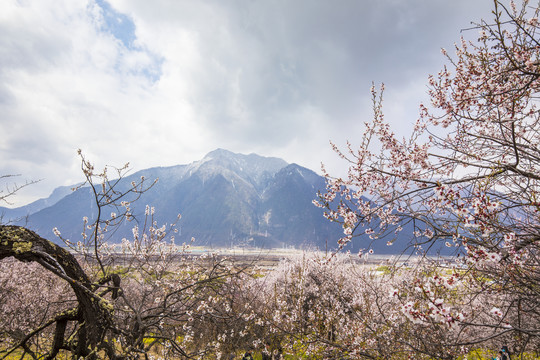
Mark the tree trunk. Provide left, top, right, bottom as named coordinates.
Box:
left=0, top=225, right=113, bottom=353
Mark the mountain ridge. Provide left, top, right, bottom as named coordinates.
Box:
left=1, top=149, right=433, bottom=254
left=1, top=150, right=348, bottom=250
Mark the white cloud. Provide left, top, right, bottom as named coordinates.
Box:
left=1, top=0, right=492, bottom=206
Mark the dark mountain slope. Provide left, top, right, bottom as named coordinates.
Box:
left=12, top=150, right=344, bottom=249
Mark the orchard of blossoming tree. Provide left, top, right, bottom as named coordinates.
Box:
left=2, top=0, right=540, bottom=359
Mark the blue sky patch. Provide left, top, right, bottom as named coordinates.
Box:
left=93, top=0, right=163, bottom=82
left=95, top=0, right=136, bottom=49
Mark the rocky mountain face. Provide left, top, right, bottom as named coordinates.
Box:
left=1, top=149, right=349, bottom=250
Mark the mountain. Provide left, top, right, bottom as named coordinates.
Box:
left=2, top=149, right=456, bottom=255
left=6, top=149, right=352, bottom=250
left=0, top=185, right=73, bottom=223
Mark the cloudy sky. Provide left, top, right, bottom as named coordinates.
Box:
left=1, top=0, right=492, bottom=207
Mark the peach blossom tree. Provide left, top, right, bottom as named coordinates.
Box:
left=315, top=0, right=540, bottom=356
left=0, top=153, right=251, bottom=359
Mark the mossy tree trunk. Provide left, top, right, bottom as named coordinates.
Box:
left=0, top=225, right=115, bottom=359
